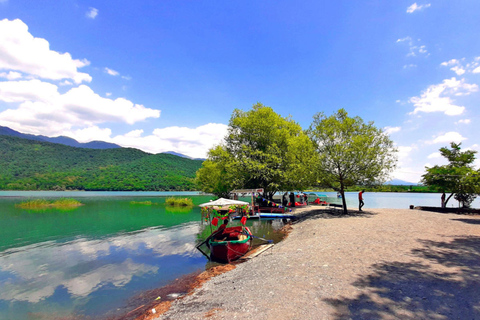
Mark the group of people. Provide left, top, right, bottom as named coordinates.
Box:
left=282, top=192, right=308, bottom=207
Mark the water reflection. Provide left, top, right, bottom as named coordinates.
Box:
left=0, top=223, right=204, bottom=319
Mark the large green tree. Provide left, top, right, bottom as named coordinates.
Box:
left=422, top=142, right=480, bottom=208
left=308, top=109, right=397, bottom=214
left=196, top=103, right=316, bottom=198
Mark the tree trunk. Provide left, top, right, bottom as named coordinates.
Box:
left=445, top=193, right=454, bottom=207
left=340, top=187, right=348, bottom=215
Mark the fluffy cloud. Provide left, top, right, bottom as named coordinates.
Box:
left=0, top=79, right=160, bottom=135
left=62, top=123, right=228, bottom=158
left=427, top=152, right=441, bottom=159
left=406, top=3, right=431, bottom=13
left=409, top=77, right=478, bottom=116
left=429, top=131, right=467, bottom=144
left=0, top=71, right=22, bottom=80
left=441, top=57, right=480, bottom=75
left=396, top=37, right=428, bottom=57
left=86, top=7, right=98, bottom=19
left=0, top=19, right=91, bottom=83
left=456, top=119, right=471, bottom=125
left=384, top=126, right=401, bottom=135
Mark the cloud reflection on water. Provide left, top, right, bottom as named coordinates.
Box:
left=0, top=222, right=202, bottom=303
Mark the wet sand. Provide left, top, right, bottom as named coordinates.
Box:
left=147, top=206, right=480, bottom=320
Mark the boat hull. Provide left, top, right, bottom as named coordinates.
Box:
left=209, top=237, right=251, bottom=263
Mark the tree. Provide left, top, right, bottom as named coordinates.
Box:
left=422, top=142, right=480, bottom=208
left=195, top=146, right=237, bottom=198
left=308, top=109, right=397, bottom=214
left=196, top=103, right=317, bottom=199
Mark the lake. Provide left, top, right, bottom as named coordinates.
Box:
left=0, top=191, right=478, bottom=319
left=0, top=192, right=286, bottom=320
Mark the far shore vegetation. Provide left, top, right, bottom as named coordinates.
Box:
left=165, top=197, right=194, bottom=207
left=15, top=198, right=83, bottom=210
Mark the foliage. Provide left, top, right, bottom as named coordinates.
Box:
left=130, top=201, right=154, bottom=205
left=0, top=135, right=203, bottom=191
left=422, top=143, right=480, bottom=208
left=165, top=197, right=194, bottom=206
left=196, top=103, right=317, bottom=198
left=15, top=198, right=83, bottom=210
left=195, top=146, right=236, bottom=198
left=308, top=109, right=397, bottom=214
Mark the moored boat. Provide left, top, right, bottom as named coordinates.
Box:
left=208, top=226, right=252, bottom=263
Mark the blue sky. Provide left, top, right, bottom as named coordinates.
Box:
left=0, top=1, right=479, bottom=183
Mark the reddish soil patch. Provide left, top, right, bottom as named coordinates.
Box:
left=132, top=265, right=236, bottom=320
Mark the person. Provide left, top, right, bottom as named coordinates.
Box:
left=441, top=192, right=446, bottom=208
left=289, top=192, right=295, bottom=207
left=282, top=192, right=288, bottom=207
left=358, top=190, right=365, bottom=211
left=303, top=193, right=308, bottom=205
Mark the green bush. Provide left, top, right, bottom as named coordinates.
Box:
left=165, top=197, right=194, bottom=207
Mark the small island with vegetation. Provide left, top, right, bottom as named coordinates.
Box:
left=15, top=198, right=83, bottom=210
left=165, top=197, right=194, bottom=207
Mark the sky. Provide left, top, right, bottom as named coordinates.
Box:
left=0, top=1, right=479, bottom=183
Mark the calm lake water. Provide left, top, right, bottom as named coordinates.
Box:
left=0, top=192, right=286, bottom=320
left=0, top=191, right=478, bottom=320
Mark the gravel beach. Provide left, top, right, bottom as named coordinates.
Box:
left=155, top=207, right=480, bottom=320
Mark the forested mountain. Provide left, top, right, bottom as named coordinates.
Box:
left=0, top=135, right=203, bottom=191
left=0, top=125, right=121, bottom=149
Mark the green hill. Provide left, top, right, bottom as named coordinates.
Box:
left=0, top=135, right=204, bottom=191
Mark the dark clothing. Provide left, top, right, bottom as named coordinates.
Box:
left=359, top=191, right=364, bottom=211
left=289, top=192, right=295, bottom=207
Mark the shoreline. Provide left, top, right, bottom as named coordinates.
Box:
left=149, top=206, right=480, bottom=319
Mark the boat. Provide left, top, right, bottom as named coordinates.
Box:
left=208, top=226, right=252, bottom=263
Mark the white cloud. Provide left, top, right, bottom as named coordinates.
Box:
left=441, top=57, right=480, bottom=75
left=86, top=7, right=98, bottom=19
left=0, top=79, right=59, bottom=103
left=456, top=119, right=471, bottom=125
left=104, top=67, right=119, bottom=76
left=0, top=19, right=91, bottom=83
left=64, top=123, right=228, bottom=158
left=403, top=64, right=417, bottom=69
left=427, top=152, right=441, bottom=159
left=429, top=131, right=467, bottom=144
left=0, top=80, right=160, bottom=135
left=406, top=3, right=431, bottom=13
left=384, top=126, right=401, bottom=135
left=106, top=92, right=112, bottom=97
left=114, top=123, right=228, bottom=158
left=409, top=77, right=478, bottom=116
left=0, top=71, right=22, bottom=80
left=396, top=36, right=428, bottom=57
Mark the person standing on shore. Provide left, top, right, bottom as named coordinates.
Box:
left=359, top=190, right=365, bottom=211
left=289, top=192, right=295, bottom=207
left=441, top=192, right=446, bottom=208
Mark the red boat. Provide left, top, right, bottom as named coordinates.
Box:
left=208, top=226, right=252, bottom=263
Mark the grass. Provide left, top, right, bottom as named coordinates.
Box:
left=15, top=198, right=83, bottom=210
left=165, top=197, right=194, bottom=207
left=130, top=201, right=154, bottom=205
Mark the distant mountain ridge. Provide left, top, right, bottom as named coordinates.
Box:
left=0, top=125, right=121, bottom=149
left=0, top=135, right=203, bottom=191
left=385, top=179, right=419, bottom=185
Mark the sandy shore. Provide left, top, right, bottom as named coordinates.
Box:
left=153, top=206, right=480, bottom=320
